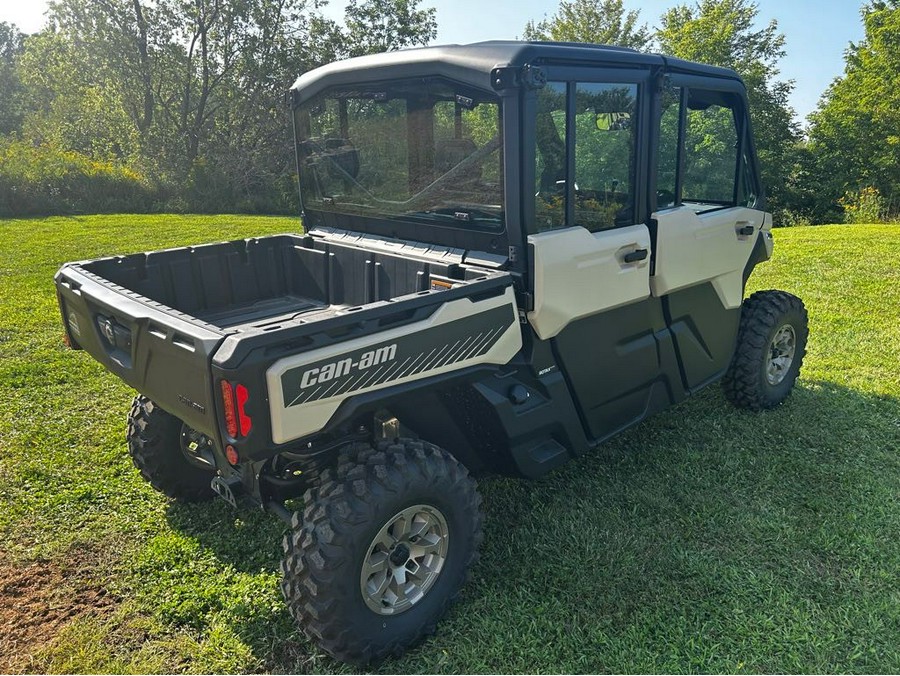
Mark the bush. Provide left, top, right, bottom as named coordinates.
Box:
left=0, top=138, right=159, bottom=217
left=838, top=186, right=885, bottom=224
left=182, top=157, right=299, bottom=216
left=774, top=209, right=813, bottom=227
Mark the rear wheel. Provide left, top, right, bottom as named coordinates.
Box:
left=126, top=395, right=216, bottom=502
left=280, top=438, right=482, bottom=665
left=723, top=290, right=808, bottom=410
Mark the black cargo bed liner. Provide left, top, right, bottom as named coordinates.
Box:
left=196, top=295, right=327, bottom=329
left=76, top=233, right=492, bottom=333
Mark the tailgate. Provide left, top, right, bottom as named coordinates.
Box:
left=55, top=264, right=225, bottom=438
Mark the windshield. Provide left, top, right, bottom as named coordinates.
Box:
left=295, top=78, right=504, bottom=228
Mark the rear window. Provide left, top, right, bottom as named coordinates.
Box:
left=295, top=78, right=504, bottom=229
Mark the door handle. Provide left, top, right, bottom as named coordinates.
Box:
left=623, top=248, right=648, bottom=264
left=736, top=223, right=755, bottom=237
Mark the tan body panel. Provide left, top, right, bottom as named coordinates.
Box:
left=266, top=286, right=522, bottom=444
left=526, top=224, right=652, bottom=340
left=650, top=206, right=770, bottom=309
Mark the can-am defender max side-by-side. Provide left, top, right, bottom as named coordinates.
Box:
left=55, top=41, right=808, bottom=664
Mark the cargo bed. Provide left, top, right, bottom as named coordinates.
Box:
left=55, top=229, right=516, bottom=452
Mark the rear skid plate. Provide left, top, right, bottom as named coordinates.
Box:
left=211, top=476, right=240, bottom=507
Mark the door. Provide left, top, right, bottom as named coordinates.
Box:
left=651, top=83, right=768, bottom=389
left=527, top=75, right=681, bottom=440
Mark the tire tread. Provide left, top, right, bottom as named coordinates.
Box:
left=722, top=290, right=808, bottom=410
left=280, top=438, right=482, bottom=665
left=126, top=395, right=215, bottom=502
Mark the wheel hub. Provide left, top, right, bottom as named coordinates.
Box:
left=360, top=504, right=449, bottom=615
left=765, top=324, right=797, bottom=386
left=389, top=543, right=411, bottom=566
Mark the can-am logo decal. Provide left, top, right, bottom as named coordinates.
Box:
left=299, top=344, right=397, bottom=389
left=280, top=304, right=517, bottom=408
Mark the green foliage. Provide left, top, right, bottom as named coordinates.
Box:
left=839, top=186, right=885, bottom=224
left=771, top=142, right=840, bottom=226
left=522, top=0, right=651, bottom=49
left=0, top=0, right=438, bottom=217
left=183, top=158, right=298, bottom=215
left=776, top=209, right=813, bottom=228
left=807, top=1, right=900, bottom=221
left=0, top=139, right=156, bottom=217
left=2, top=216, right=900, bottom=672
left=0, top=22, right=26, bottom=135
left=683, top=101, right=741, bottom=203
left=656, top=0, right=801, bottom=217
left=343, top=0, right=437, bottom=57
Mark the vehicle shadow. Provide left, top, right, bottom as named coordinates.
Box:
left=163, top=378, right=900, bottom=672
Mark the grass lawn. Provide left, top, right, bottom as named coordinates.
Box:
left=1, top=214, right=898, bottom=673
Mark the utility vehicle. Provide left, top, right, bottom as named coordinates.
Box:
left=55, top=41, right=808, bottom=664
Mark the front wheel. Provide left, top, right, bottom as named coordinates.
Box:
left=723, top=290, right=809, bottom=410
left=280, top=439, right=483, bottom=665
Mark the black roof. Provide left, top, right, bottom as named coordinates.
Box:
left=290, top=40, right=742, bottom=104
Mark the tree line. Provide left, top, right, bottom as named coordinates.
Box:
left=0, top=0, right=437, bottom=216
left=1, top=0, right=897, bottom=224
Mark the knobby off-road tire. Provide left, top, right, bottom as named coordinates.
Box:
left=126, top=395, right=216, bottom=502
left=723, top=290, right=808, bottom=411
left=280, top=438, right=483, bottom=665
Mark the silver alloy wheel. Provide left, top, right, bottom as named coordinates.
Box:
left=765, top=324, right=797, bottom=385
left=360, top=504, right=449, bottom=615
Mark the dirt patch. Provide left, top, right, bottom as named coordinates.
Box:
left=0, top=548, right=118, bottom=673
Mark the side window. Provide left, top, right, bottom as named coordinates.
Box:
left=683, top=93, right=739, bottom=205
left=534, top=80, right=639, bottom=232
left=574, top=83, right=637, bottom=231
left=535, top=82, right=567, bottom=230
left=656, top=86, right=758, bottom=212
left=657, top=86, right=681, bottom=208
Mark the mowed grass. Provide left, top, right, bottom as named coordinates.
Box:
left=1, top=215, right=898, bottom=673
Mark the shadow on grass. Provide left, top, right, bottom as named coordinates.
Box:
left=162, top=379, right=900, bottom=672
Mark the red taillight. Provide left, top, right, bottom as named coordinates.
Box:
left=221, top=379, right=251, bottom=439
left=221, top=379, right=238, bottom=438
left=235, top=383, right=252, bottom=436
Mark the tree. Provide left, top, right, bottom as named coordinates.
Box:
left=656, top=0, right=801, bottom=218
left=343, top=0, right=437, bottom=57
left=0, top=22, right=26, bottom=135
left=523, top=0, right=651, bottom=50
left=40, top=0, right=158, bottom=140
left=9, top=0, right=441, bottom=213
left=17, top=27, right=142, bottom=160
left=807, top=0, right=900, bottom=220
left=24, top=0, right=331, bottom=202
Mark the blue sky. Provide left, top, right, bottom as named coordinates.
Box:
left=1, top=0, right=865, bottom=124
